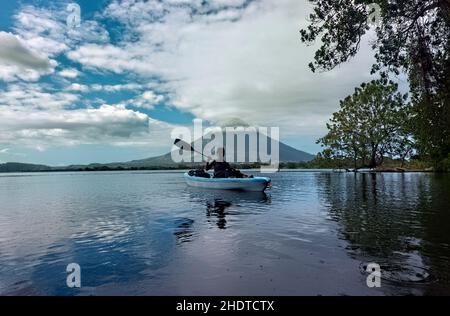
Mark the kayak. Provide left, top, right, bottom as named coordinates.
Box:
left=184, top=172, right=271, bottom=192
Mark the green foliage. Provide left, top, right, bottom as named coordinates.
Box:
left=307, top=152, right=353, bottom=169
left=317, top=80, right=413, bottom=169
left=300, top=0, right=450, bottom=168
left=435, top=153, right=450, bottom=172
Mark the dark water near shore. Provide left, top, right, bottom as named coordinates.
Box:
left=0, top=171, right=449, bottom=295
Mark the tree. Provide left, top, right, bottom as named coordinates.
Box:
left=318, top=80, right=412, bottom=169
left=389, top=105, right=416, bottom=167
left=301, top=0, right=450, bottom=169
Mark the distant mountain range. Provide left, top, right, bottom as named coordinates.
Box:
left=0, top=162, right=53, bottom=172
left=0, top=135, right=314, bottom=172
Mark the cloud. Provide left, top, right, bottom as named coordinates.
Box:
left=13, top=6, right=69, bottom=57
left=68, top=0, right=376, bottom=137
left=65, top=82, right=155, bottom=95
left=67, top=44, right=150, bottom=74
left=2, top=4, right=109, bottom=82
left=64, top=82, right=166, bottom=111
left=0, top=84, right=79, bottom=110
left=1, top=0, right=380, bottom=157
left=0, top=81, right=179, bottom=150
left=107, top=90, right=165, bottom=110
left=0, top=31, right=55, bottom=81
left=66, top=83, right=89, bottom=92
left=0, top=3, right=182, bottom=155
left=0, top=104, right=147, bottom=135
left=125, top=90, right=165, bottom=109
left=66, top=20, right=110, bottom=44
left=142, top=91, right=164, bottom=103
left=0, top=32, right=51, bottom=69
left=13, top=5, right=109, bottom=54
left=89, top=83, right=149, bottom=92
left=0, top=105, right=161, bottom=150
left=58, top=68, right=80, bottom=78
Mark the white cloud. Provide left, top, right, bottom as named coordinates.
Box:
left=0, top=64, right=49, bottom=82
left=68, top=0, right=376, bottom=137
left=0, top=4, right=109, bottom=82
left=13, top=5, right=109, bottom=55
left=209, top=0, right=248, bottom=9
left=3, top=4, right=109, bottom=82
left=66, top=83, right=89, bottom=92
left=0, top=104, right=147, bottom=134
left=136, top=90, right=164, bottom=108
left=67, top=43, right=151, bottom=74
left=0, top=31, right=55, bottom=81
left=2, top=0, right=380, bottom=156
left=0, top=80, right=179, bottom=150
left=65, top=82, right=153, bottom=94
left=0, top=32, right=51, bottom=69
left=66, top=20, right=110, bottom=44
left=91, top=83, right=147, bottom=92
left=0, top=104, right=173, bottom=150
left=0, top=84, right=79, bottom=110
left=58, top=68, right=80, bottom=78
left=112, top=90, right=165, bottom=110
left=13, top=6, right=69, bottom=56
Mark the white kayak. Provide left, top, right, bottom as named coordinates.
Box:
left=184, top=172, right=271, bottom=192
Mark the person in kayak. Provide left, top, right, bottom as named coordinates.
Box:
left=205, top=147, right=252, bottom=178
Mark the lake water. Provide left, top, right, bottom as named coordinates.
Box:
left=0, top=171, right=449, bottom=296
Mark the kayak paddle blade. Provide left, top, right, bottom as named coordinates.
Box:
left=174, top=138, right=193, bottom=152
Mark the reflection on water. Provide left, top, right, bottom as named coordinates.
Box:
left=316, top=172, right=450, bottom=295
left=0, top=171, right=449, bottom=295
left=192, top=190, right=269, bottom=230
left=206, top=200, right=231, bottom=229
left=173, top=218, right=195, bottom=243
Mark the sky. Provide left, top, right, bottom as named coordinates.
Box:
left=0, top=0, right=381, bottom=165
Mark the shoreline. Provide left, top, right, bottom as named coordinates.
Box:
left=0, top=167, right=439, bottom=174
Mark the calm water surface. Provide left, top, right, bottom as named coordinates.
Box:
left=0, top=171, right=449, bottom=295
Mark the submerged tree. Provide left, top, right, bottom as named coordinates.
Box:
left=318, top=80, right=412, bottom=169
left=301, top=0, right=450, bottom=169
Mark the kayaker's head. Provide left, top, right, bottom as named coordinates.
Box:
left=216, top=147, right=225, bottom=162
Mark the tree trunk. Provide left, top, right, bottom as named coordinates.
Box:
left=369, top=144, right=377, bottom=168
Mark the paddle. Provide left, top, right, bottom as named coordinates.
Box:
left=173, top=138, right=212, bottom=160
